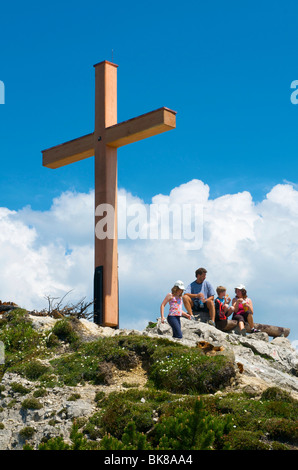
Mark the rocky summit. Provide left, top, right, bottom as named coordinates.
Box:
left=0, top=308, right=297, bottom=450
left=151, top=317, right=298, bottom=397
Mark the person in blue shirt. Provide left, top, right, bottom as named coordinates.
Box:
left=183, top=267, right=216, bottom=326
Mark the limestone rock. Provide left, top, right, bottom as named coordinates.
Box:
left=29, top=315, right=57, bottom=332
left=65, top=400, right=95, bottom=419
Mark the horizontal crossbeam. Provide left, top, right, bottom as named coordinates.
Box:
left=42, top=107, right=176, bottom=169
left=42, top=133, right=94, bottom=169
left=106, top=107, right=176, bottom=148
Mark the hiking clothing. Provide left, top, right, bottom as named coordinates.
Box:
left=184, top=279, right=216, bottom=298
left=215, top=297, right=227, bottom=321
left=168, top=295, right=183, bottom=317
left=232, top=298, right=252, bottom=323
left=184, top=280, right=215, bottom=312
left=167, top=315, right=183, bottom=339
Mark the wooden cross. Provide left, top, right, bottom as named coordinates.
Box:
left=42, top=61, right=176, bottom=327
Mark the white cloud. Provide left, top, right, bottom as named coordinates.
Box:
left=0, top=194, right=94, bottom=310
left=0, top=180, right=297, bottom=348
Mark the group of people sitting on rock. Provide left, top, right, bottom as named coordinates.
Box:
left=160, top=267, right=260, bottom=339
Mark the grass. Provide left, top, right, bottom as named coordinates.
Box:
left=45, top=334, right=236, bottom=392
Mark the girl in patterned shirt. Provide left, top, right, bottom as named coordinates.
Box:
left=160, top=280, right=192, bottom=339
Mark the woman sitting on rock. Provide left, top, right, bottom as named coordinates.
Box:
left=232, top=284, right=259, bottom=336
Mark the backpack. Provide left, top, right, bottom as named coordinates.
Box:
left=215, top=298, right=226, bottom=321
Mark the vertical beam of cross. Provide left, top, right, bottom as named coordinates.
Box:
left=94, top=61, right=119, bottom=327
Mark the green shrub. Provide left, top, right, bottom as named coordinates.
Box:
left=264, top=418, right=298, bottom=445
left=19, top=426, right=36, bottom=439
left=38, top=424, right=98, bottom=450
left=93, top=388, right=178, bottom=441
left=33, top=388, right=47, bottom=398
left=117, top=336, right=183, bottom=368
left=101, top=394, right=154, bottom=438
left=38, top=436, right=71, bottom=450
left=7, top=399, right=17, bottom=408
left=0, top=310, right=45, bottom=367
left=10, top=382, right=31, bottom=395
left=83, top=337, right=140, bottom=370
left=264, top=400, right=297, bottom=419
left=100, top=398, right=232, bottom=450
left=45, top=332, right=60, bottom=348
left=157, top=398, right=231, bottom=450
left=51, top=319, right=80, bottom=347
left=68, top=393, right=81, bottom=401
left=21, top=398, right=43, bottom=410
left=223, top=429, right=270, bottom=450
left=83, top=416, right=102, bottom=441
left=100, top=422, right=152, bottom=450
left=203, top=391, right=298, bottom=449
left=50, top=353, right=92, bottom=386
left=122, top=382, right=139, bottom=388
left=23, top=360, right=50, bottom=380
left=148, top=348, right=235, bottom=394
left=261, top=387, right=295, bottom=403
left=94, top=391, right=105, bottom=403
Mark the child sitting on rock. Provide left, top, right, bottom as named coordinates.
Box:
left=215, top=286, right=234, bottom=318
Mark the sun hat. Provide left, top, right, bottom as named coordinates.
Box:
left=174, top=280, right=185, bottom=290
left=235, top=284, right=246, bottom=290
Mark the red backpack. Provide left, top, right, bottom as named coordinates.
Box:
left=215, top=298, right=226, bottom=321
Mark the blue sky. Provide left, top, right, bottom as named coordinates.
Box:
left=1, top=0, right=298, bottom=209
left=1, top=1, right=298, bottom=343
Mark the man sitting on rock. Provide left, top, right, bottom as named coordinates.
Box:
left=183, top=267, right=216, bottom=326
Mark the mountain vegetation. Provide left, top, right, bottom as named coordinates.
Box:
left=0, top=308, right=297, bottom=450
